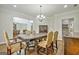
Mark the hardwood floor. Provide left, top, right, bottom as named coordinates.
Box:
left=64, top=37, right=79, bottom=55
left=0, top=40, right=64, bottom=55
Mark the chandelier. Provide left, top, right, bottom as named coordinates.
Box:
left=37, top=5, right=46, bottom=22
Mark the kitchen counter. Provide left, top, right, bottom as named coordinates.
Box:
left=63, top=32, right=79, bottom=39
left=63, top=32, right=79, bottom=55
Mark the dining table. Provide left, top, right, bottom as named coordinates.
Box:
left=16, top=33, right=47, bottom=54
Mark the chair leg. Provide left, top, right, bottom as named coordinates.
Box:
left=39, top=39, right=41, bottom=42
left=7, top=48, right=11, bottom=55
left=56, top=40, right=58, bottom=49
left=50, top=46, right=54, bottom=54
left=24, top=48, right=27, bottom=55
left=37, top=46, right=39, bottom=54
left=46, top=45, right=54, bottom=55
left=51, top=42, right=54, bottom=54
left=56, top=40, right=58, bottom=53
left=37, top=46, right=42, bottom=54
left=19, top=50, right=21, bottom=54
left=20, top=42, right=22, bottom=49
left=19, top=42, right=22, bottom=54
left=46, top=48, right=49, bottom=55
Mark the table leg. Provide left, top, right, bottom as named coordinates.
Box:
left=35, top=40, right=38, bottom=52
left=24, top=42, right=27, bottom=55
left=27, top=41, right=30, bottom=55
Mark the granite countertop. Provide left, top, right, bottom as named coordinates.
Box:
left=63, top=32, right=79, bottom=39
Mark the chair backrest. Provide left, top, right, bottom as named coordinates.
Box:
left=53, top=31, right=58, bottom=42
left=3, top=32, right=10, bottom=47
left=47, top=31, right=53, bottom=47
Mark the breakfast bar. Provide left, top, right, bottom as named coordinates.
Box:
left=63, top=33, right=79, bottom=55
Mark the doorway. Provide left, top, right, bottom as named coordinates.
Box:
left=62, top=18, right=74, bottom=37
left=13, top=17, right=33, bottom=37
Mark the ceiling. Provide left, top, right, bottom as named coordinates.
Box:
left=0, top=4, right=79, bottom=17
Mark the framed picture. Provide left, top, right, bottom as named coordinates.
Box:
left=39, top=25, right=48, bottom=33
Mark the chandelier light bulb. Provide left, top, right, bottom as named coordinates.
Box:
left=43, top=16, right=45, bottom=19
left=64, top=5, right=67, bottom=8
left=41, top=15, right=44, bottom=17
left=37, top=15, right=40, bottom=18
left=13, top=5, right=16, bottom=7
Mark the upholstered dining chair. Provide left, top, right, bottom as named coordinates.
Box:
left=53, top=31, right=58, bottom=52
left=3, top=32, right=26, bottom=55
left=37, top=31, right=53, bottom=55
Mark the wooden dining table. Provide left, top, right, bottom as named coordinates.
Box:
left=16, top=33, right=47, bottom=54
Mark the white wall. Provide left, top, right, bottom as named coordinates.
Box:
left=33, top=18, right=48, bottom=33
left=33, top=9, right=79, bottom=40
left=53, top=9, right=79, bottom=40
left=0, top=8, right=34, bottom=42
left=0, top=7, right=79, bottom=42
left=0, top=13, right=13, bottom=42
left=33, top=16, right=55, bottom=33
left=47, top=16, right=55, bottom=32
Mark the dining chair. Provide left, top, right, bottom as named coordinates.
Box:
left=26, top=30, right=32, bottom=35
left=53, top=31, right=58, bottom=52
left=3, top=32, right=26, bottom=55
left=37, top=31, right=53, bottom=55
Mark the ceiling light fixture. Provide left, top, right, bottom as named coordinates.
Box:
left=64, top=5, right=67, bottom=8
left=13, top=5, right=16, bottom=7
left=37, top=5, right=46, bottom=22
